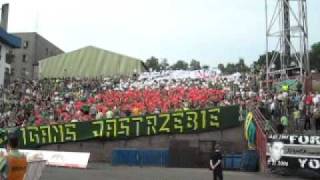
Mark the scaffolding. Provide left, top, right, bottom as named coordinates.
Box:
left=265, top=0, right=310, bottom=87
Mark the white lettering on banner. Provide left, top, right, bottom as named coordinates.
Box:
left=298, top=158, right=308, bottom=168
left=267, top=157, right=289, bottom=167
left=270, top=134, right=289, bottom=140
left=309, top=159, right=320, bottom=169
left=289, top=135, right=320, bottom=145
left=298, top=159, right=320, bottom=170
left=310, top=159, right=320, bottom=169
left=310, top=136, right=320, bottom=145
left=299, top=136, right=309, bottom=145
left=268, top=135, right=320, bottom=170
left=277, top=161, right=288, bottom=167
left=289, top=135, right=297, bottom=144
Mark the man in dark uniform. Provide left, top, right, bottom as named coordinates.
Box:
left=210, top=144, right=223, bottom=180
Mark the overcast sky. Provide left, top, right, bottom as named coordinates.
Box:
left=5, top=0, right=320, bottom=67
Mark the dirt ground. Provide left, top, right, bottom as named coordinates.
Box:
left=40, top=163, right=304, bottom=180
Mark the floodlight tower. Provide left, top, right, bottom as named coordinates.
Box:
left=265, top=0, right=310, bottom=85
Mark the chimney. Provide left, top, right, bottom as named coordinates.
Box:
left=1, top=3, right=9, bottom=31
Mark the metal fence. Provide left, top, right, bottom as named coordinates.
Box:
left=253, top=108, right=271, bottom=173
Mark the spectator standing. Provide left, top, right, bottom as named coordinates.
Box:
left=106, top=109, right=114, bottom=119
left=298, top=99, right=304, bottom=113
left=96, top=110, right=104, bottom=120
left=304, top=112, right=311, bottom=131
left=265, top=120, right=273, bottom=134
left=313, top=106, right=320, bottom=133
left=270, top=99, right=276, bottom=122
left=292, top=108, right=301, bottom=130
left=280, top=115, right=289, bottom=133
left=293, top=93, right=301, bottom=109
left=305, top=92, right=313, bottom=114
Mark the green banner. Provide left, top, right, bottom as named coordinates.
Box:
left=0, top=105, right=240, bottom=148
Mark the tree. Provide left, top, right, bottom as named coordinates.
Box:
left=171, top=60, right=189, bottom=70
left=202, top=65, right=210, bottom=70
left=189, top=59, right=201, bottom=70
left=159, top=58, right=170, bottom=71
left=236, top=58, right=250, bottom=73
left=252, top=51, right=281, bottom=73
left=218, top=64, right=225, bottom=73
left=237, top=58, right=245, bottom=72
left=217, top=59, right=250, bottom=74
left=310, top=42, right=320, bottom=71
left=250, top=42, right=320, bottom=73
left=225, top=63, right=236, bottom=74
left=145, top=56, right=160, bottom=71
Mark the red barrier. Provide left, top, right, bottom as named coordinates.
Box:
left=255, top=121, right=267, bottom=172
left=253, top=109, right=268, bottom=172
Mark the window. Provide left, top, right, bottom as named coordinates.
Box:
left=5, top=68, right=9, bottom=74
left=6, top=50, right=14, bottom=64
left=21, top=67, right=26, bottom=76
left=22, top=54, right=27, bottom=62
left=46, top=48, right=49, bottom=55
left=10, top=68, right=14, bottom=75
left=23, top=41, right=29, bottom=49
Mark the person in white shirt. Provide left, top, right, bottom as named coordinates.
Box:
left=96, top=111, right=104, bottom=120
left=106, top=110, right=113, bottom=119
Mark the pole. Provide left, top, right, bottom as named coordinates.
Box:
left=265, top=0, right=269, bottom=90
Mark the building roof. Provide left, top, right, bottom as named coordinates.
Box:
left=12, top=32, right=63, bottom=52
left=0, top=27, right=21, bottom=48
left=39, top=46, right=146, bottom=78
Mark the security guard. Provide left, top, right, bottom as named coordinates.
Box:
left=0, top=133, right=27, bottom=180
left=210, top=144, right=223, bottom=180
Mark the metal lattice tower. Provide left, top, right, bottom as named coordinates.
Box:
left=265, top=0, right=310, bottom=84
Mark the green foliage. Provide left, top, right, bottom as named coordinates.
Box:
left=253, top=51, right=280, bottom=74
left=218, top=64, right=225, bottom=72
left=237, top=58, right=250, bottom=73
left=310, top=42, right=320, bottom=71
left=189, top=59, right=201, bottom=70
left=171, top=60, right=189, bottom=70
left=251, top=41, right=320, bottom=73
left=202, top=65, right=210, bottom=70
left=145, top=56, right=160, bottom=71
left=218, top=58, right=250, bottom=74
left=159, top=58, right=169, bottom=70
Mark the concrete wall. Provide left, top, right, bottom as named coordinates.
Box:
left=34, top=33, right=63, bottom=65
left=10, top=33, right=36, bottom=80
left=40, top=126, right=245, bottom=162
left=0, top=43, right=10, bottom=87
left=10, top=32, right=63, bottom=80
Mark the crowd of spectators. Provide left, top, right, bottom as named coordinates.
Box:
left=3, top=70, right=318, bottom=135
left=256, top=88, right=320, bottom=134
left=0, top=72, right=255, bottom=128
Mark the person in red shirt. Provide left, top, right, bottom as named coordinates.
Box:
left=305, top=92, right=313, bottom=114
left=87, top=96, right=96, bottom=104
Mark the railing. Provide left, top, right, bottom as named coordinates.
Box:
left=252, top=108, right=273, bottom=173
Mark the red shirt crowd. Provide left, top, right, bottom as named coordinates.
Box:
left=50, top=87, right=225, bottom=123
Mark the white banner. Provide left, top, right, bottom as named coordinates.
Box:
left=267, top=134, right=320, bottom=170
left=138, top=70, right=218, bottom=81
left=0, top=149, right=90, bottom=168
